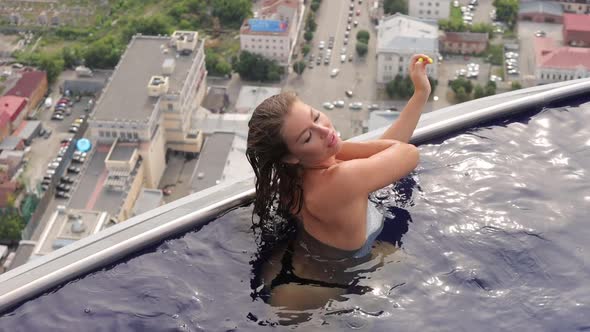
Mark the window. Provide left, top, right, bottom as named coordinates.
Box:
left=133, top=132, right=139, bottom=139
left=436, top=2, right=439, bottom=6
left=167, top=103, right=173, bottom=111
left=419, top=10, right=423, bottom=14
left=400, top=56, right=404, bottom=62
left=99, top=131, right=104, bottom=137
left=427, top=10, right=431, bottom=14
left=435, top=10, right=438, bottom=14
left=428, top=2, right=431, bottom=6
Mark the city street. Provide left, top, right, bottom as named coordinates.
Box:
left=285, top=0, right=378, bottom=139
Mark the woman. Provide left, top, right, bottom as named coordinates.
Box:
left=246, top=54, right=432, bottom=314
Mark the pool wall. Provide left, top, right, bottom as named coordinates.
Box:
left=1, top=78, right=589, bottom=313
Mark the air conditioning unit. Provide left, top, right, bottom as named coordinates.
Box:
left=147, top=76, right=169, bottom=97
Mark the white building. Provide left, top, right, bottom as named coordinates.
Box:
left=376, top=14, right=439, bottom=84
left=409, top=0, right=451, bottom=21
left=239, top=0, right=303, bottom=66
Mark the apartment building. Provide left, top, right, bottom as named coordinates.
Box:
left=240, top=0, right=302, bottom=66
left=535, top=37, right=590, bottom=84
left=376, top=14, right=439, bottom=84
left=563, top=13, right=590, bottom=46
left=88, top=31, right=207, bottom=188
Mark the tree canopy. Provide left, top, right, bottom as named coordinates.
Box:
left=234, top=51, right=283, bottom=82
left=383, top=0, right=408, bottom=15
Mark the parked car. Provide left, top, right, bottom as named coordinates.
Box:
left=46, top=169, right=56, bottom=176
left=51, top=113, right=64, bottom=121
left=345, top=90, right=354, bottom=97
left=368, top=104, right=380, bottom=111
left=57, top=183, right=71, bottom=191
left=43, top=129, right=52, bottom=139
left=322, top=102, right=335, bottom=110
left=55, top=191, right=71, bottom=199
left=61, top=138, right=73, bottom=144
left=340, top=54, right=347, bottom=63
left=73, top=151, right=87, bottom=158
left=41, top=184, right=49, bottom=191
left=349, top=102, right=363, bottom=110
left=333, top=100, right=345, bottom=108
left=41, top=179, right=51, bottom=186
left=330, top=68, right=340, bottom=77
left=67, top=166, right=81, bottom=174
left=61, top=176, right=75, bottom=184
left=47, top=162, right=60, bottom=170
left=72, top=156, right=86, bottom=163
left=68, top=126, right=79, bottom=133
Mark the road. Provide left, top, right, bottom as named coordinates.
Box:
left=285, top=0, right=378, bottom=140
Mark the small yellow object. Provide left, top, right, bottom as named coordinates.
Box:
left=417, top=58, right=424, bottom=63
left=427, top=56, right=433, bottom=64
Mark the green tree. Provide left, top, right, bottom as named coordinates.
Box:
left=511, top=81, right=522, bottom=90
left=0, top=213, right=25, bottom=242
left=484, top=80, right=497, bottom=96
left=474, top=84, right=485, bottom=99
left=293, top=61, right=306, bottom=76
left=62, top=46, right=82, bottom=69
left=302, top=44, right=311, bottom=56
left=304, top=30, right=314, bottom=42
left=493, top=0, right=518, bottom=29
left=234, top=51, right=283, bottom=82
left=311, top=1, right=320, bottom=11
left=383, top=0, right=408, bottom=15
left=356, top=42, right=368, bottom=57
left=455, top=86, right=469, bottom=102
left=386, top=79, right=397, bottom=98
left=356, top=30, right=370, bottom=44
left=121, top=15, right=172, bottom=43
left=212, top=0, right=252, bottom=28
left=38, top=53, right=64, bottom=84
left=486, top=43, right=504, bottom=65
left=84, top=36, right=123, bottom=69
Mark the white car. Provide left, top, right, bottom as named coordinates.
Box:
left=330, top=68, right=340, bottom=77
left=340, top=54, right=347, bottom=63
left=349, top=102, right=363, bottom=110
left=334, top=100, right=345, bottom=108
left=323, top=102, right=335, bottom=110
left=318, top=41, right=325, bottom=50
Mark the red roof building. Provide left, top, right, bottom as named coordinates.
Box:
left=534, top=37, right=590, bottom=84
left=0, top=96, right=27, bottom=129
left=0, top=112, right=10, bottom=142
left=5, top=70, right=48, bottom=110
left=563, top=13, right=590, bottom=47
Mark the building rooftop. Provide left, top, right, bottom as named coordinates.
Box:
left=519, top=1, right=563, bottom=16
left=202, top=87, right=229, bottom=113
left=444, top=32, right=489, bottom=43
left=0, top=136, right=22, bottom=151
left=5, top=71, right=46, bottom=99
left=563, top=13, right=590, bottom=32
left=241, top=0, right=299, bottom=36
left=0, top=96, right=27, bottom=122
left=34, top=208, right=109, bottom=256
left=192, top=107, right=250, bottom=135
left=13, top=120, right=41, bottom=140
left=535, top=37, right=590, bottom=69
left=235, top=85, right=282, bottom=113
left=93, top=35, right=200, bottom=122
left=108, top=141, right=137, bottom=162
left=67, top=144, right=127, bottom=217
left=377, top=13, right=439, bottom=53
left=132, top=188, right=163, bottom=217
left=190, top=132, right=237, bottom=193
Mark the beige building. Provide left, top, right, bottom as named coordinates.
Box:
left=240, top=0, right=302, bottom=66
left=440, top=32, right=489, bottom=55
left=376, top=14, right=439, bottom=84
left=409, top=0, right=451, bottom=21
left=89, top=31, right=207, bottom=188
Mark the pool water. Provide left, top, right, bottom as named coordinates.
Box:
left=1, top=104, right=589, bottom=331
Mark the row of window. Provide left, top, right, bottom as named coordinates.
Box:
left=246, top=38, right=287, bottom=44
left=419, top=10, right=439, bottom=15
left=418, top=2, right=440, bottom=7
left=540, top=72, right=585, bottom=80
left=98, top=131, right=139, bottom=139
left=384, top=55, right=404, bottom=62
left=243, top=44, right=285, bottom=50
left=242, top=49, right=287, bottom=58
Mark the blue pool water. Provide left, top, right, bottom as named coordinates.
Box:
left=1, top=103, right=589, bottom=331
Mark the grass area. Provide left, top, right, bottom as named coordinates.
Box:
left=450, top=6, right=463, bottom=23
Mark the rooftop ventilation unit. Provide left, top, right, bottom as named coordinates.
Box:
left=147, top=75, right=169, bottom=97
left=172, top=30, right=198, bottom=54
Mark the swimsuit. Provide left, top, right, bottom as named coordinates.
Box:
left=298, top=199, right=385, bottom=260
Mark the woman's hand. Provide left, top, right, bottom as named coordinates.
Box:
left=409, top=54, right=432, bottom=96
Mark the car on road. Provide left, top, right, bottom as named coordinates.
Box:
left=57, top=183, right=71, bottom=191
left=67, top=166, right=81, bottom=174
left=55, top=191, right=71, bottom=199
left=61, top=176, right=75, bottom=184
left=349, top=54, right=354, bottom=62
left=535, top=30, right=546, bottom=37
left=318, top=41, right=325, bottom=50
left=346, top=25, right=351, bottom=31
left=349, top=102, right=363, bottom=110
left=340, top=54, right=347, bottom=63
left=353, top=20, right=358, bottom=27
left=316, top=57, right=322, bottom=65
left=356, top=9, right=360, bottom=16
left=322, top=102, right=335, bottom=110
left=345, top=90, right=354, bottom=97
left=333, top=100, right=345, bottom=108
left=51, top=113, right=64, bottom=121
left=68, top=126, right=79, bottom=133
left=343, top=38, right=349, bottom=45
left=41, top=184, right=49, bottom=191
left=341, top=47, right=347, bottom=55
left=330, top=68, right=340, bottom=77
left=368, top=104, right=380, bottom=111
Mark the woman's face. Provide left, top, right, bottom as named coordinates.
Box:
left=280, top=100, right=341, bottom=167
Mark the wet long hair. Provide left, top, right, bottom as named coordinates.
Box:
left=246, top=92, right=303, bottom=236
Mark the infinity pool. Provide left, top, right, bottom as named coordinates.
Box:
left=1, top=102, right=589, bottom=331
